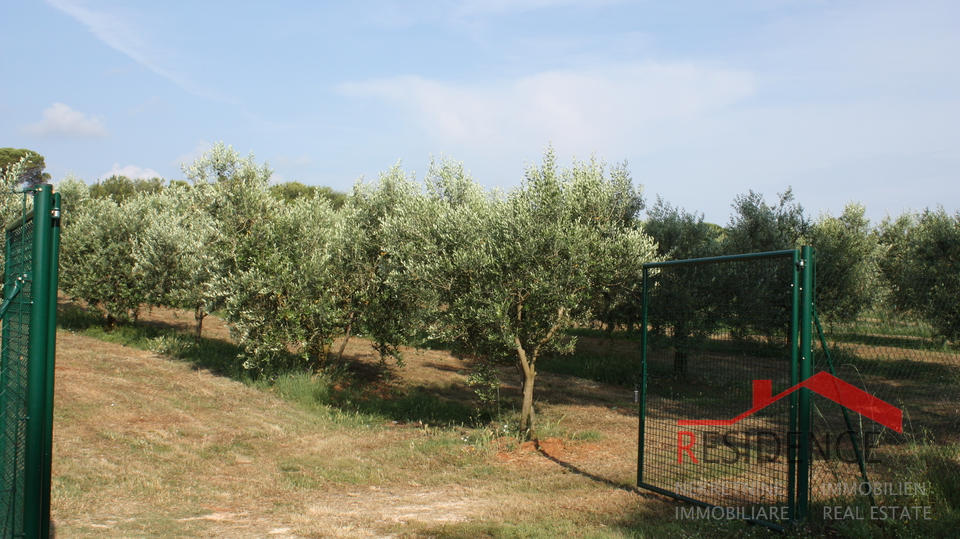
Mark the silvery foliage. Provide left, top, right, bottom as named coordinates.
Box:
left=130, top=184, right=220, bottom=339
left=808, top=203, right=885, bottom=325
left=220, top=195, right=344, bottom=372
left=335, top=163, right=428, bottom=366
left=0, top=157, right=32, bottom=274
left=181, top=141, right=273, bottom=255
left=54, top=174, right=90, bottom=227
left=879, top=207, right=960, bottom=343
left=723, top=188, right=809, bottom=254
left=389, top=148, right=658, bottom=431
left=182, top=142, right=347, bottom=372
left=59, top=194, right=149, bottom=326
left=0, top=156, right=30, bottom=219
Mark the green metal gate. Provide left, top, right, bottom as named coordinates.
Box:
left=0, top=185, right=61, bottom=539
left=638, top=246, right=959, bottom=531
left=636, top=248, right=815, bottom=529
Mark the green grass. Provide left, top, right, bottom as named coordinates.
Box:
left=540, top=351, right=640, bottom=388
left=567, top=327, right=643, bottom=342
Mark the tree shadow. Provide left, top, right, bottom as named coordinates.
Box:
left=533, top=439, right=655, bottom=498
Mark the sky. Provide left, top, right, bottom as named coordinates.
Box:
left=2, top=0, right=958, bottom=225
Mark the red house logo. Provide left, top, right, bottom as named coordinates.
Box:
left=678, top=372, right=902, bottom=433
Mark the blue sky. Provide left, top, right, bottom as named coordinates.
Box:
left=2, top=0, right=958, bottom=225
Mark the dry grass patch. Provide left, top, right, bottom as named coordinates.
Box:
left=50, top=311, right=672, bottom=538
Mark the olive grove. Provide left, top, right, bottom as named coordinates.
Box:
left=51, top=141, right=960, bottom=436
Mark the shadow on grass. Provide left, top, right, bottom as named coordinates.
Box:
left=57, top=301, right=491, bottom=428
left=534, top=440, right=646, bottom=495
left=817, top=344, right=959, bottom=381
left=57, top=301, right=251, bottom=380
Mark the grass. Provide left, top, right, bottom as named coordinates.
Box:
left=540, top=350, right=640, bottom=388
left=48, top=300, right=960, bottom=538
left=58, top=302, right=251, bottom=379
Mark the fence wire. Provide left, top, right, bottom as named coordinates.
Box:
left=639, top=252, right=797, bottom=526
left=810, top=254, right=960, bottom=523
left=0, top=217, right=33, bottom=537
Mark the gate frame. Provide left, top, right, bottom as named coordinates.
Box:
left=1, top=185, right=61, bottom=539
left=635, top=247, right=816, bottom=529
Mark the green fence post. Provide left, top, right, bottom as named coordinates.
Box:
left=787, top=249, right=800, bottom=522
left=24, top=185, right=54, bottom=539
left=796, top=246, right=815, bottom=521
left=40, top=192, right=61, bottom=539
left=637, top=266, right=649, bottom=485
left=0, top=211, right=11, bottom=536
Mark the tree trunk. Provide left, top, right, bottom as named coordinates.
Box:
left=194, top=306, right=207, bottom=343
left=336, top=315, right=354, bottom=362
left=674, top=321, right=689, bottom=377
left=674, top=350, right=688, bottom=376
left=516, top=337, right=536, bottom=438
left=307, top=334, right=331, bottom=372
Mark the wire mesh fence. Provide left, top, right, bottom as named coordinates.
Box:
left=0, top=218, right=33, bottom=537
left=809, top=250, right=960, bottom=524
left=637, top=246, right=960, bottom=530
left=638, top=251, right=800, bottom=528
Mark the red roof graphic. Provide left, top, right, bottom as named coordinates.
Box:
left=677, top=372, right=903, bottom=432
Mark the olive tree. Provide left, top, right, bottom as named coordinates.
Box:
left=0, top=158, right=34, bottom=278
left=181, top=142, right=275, bottom=318
left=646, top=196, right=722, bottom=261
left=395, top=149, right=658, bottom=435
left=179, top=142, right=351, bottom=372
left=0, top=156, right=30, bottom=227
left=333, top=163, right=429, bottom=365
left=217, top=195, right=347, bottom=372
left=879, top=207, right=960, bottom=343
left=131, top=185, right=220, bottom=341
left=808, top=203, right=884, bottom=325
left=59, top=196, right=148, bottom=328
left=721, top=188, right=809, bottom=341
left=723, top=188, right=809, bottom=254
left=644, top=197, right=724, bottom=375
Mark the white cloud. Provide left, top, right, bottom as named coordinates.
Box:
left=337, top=62, right=755, bottom=156
left=173, top=140, right=214, bottom=169
left=100, top=164, right=161, bottom=180
left=21, top=103, right=108, bottom=138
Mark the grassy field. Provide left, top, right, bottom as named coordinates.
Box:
left=49, top=302, right=957, bottom=538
